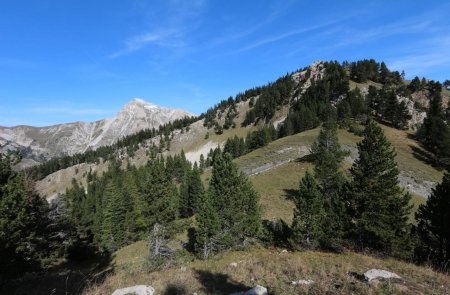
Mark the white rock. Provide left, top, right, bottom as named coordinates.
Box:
left=229, top=262, right=238, bottom=268
left=111, top=285, right=155, bottom=295
left=364, top=269, right=401, bottom=282
left=230, top=285, right=268, bottom=295
left=291, top=279, right=314, bottom=285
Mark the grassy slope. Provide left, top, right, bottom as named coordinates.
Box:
left=33, top=123, right=446, bottom=295
left=240, top=123, right=440, bottom=223
left=86, top=245, right=450, bottom=295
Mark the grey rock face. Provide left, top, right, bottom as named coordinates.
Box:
left=364, top=269, right=401, bottom=282
left=111, top=285, right=155, bottom=295
left=0, top=98, right=193, bottom=163
left=230, top=285, right=268, bottom=295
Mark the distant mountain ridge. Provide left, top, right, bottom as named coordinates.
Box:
left=0, top=98, right=193, bottom=166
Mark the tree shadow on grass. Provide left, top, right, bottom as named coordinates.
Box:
left=294, top=154, right=315, bottom=163
left=409, top=144, right=445, bottom=171
left=194, top=269, right=250, bottom=295
left=283, top=188, right=298, bottom=202
left=1, top=252, right=113, bottom=295
left=162, top=283, right=189, bottom=295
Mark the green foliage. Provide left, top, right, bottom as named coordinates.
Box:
left=417, top=81, right=450, bottom=165
left=346, top=120, right=412, bottom=255
left=195, top=187, right=220, bottom=259
left=179, top=163, right=204, bottom=217
left=223, top=135, right=247, bottom=158
left=0, top=151, right=50, bottom=280
left=349, top=59, right=402, bottom=85
left=290, top=171, right=325, bottom=250
left=415, top=172, right=450, bottom=270
left=62, top=153, right=191, bottom=254
left=243, top=74, right=294, bottom=125
left=199, top=152, right=261, bottom=252
left=310, top=120, right=349, bottom=249
left=27, top=115, right=197, bottom=180
left=408, top=76, right=422, bottom=93
left=282, top=62, right=349, bottom=136
left=367, top=86, right=411, bottom=129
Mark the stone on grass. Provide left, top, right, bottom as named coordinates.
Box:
left=364, top=269, right=401, bottom=282
left=291, top=279, right=315, bottom=285
left=230, top=285, right=268, bottom=295
left=229, top=262, right=238, bottom=268
left=111, top=285, right=155, bottom=295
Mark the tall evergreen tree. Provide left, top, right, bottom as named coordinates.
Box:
left=195, top=188, right=220, bottom=259
left=0, top=151, right=50, bottom=279
left=101, top=180, right=127, bottom=251
left=310, top=120, right=348, bottom=249
left=290, top=171, right=325, bottom=250
left=415, top=172, right=450, bottom=269
left=418, top=81, right=450, bottom=164
left=179, top=163, right=204, bottom=217
left=207, top=153, right=261, bottom=247
left=347, top=120, right=412, bottom=254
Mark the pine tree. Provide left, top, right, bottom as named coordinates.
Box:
left=0, top=151, right=50, bottom=279
left=207, top=153, right=261, bottom=247
left=136, top=158, right=177, bottom=229
left=290, top=171, right=325, bottom=250
left=195, top=189, right=220, bottom=259
left=347, top=120, right=412, bottom=254
left=189, top=163, right=204, bottom=214
left=101, top=180, right=126, bottom=251
left=310, top=120, right=348, bottom=249
left=418, top=81, right=450, bottom=164
left=415, top=172, right=450, bottom=269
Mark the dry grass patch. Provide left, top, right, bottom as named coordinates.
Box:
left=85, top=248, right=450, bottom=295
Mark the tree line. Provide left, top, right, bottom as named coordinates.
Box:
left=26, top=116, right=198, bottom=180
left=2, top=118, right=450, bottom=285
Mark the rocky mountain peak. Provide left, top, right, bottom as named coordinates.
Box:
left=0, top=98, right=193, bottom=165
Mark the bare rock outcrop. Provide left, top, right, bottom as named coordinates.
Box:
left=111, top=285, right=155, bottom=295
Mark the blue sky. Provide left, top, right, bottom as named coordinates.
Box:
left=1, top=0, right=449, bottom=127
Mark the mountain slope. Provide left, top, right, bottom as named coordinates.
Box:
left=0, top=98, right=193, bottom=165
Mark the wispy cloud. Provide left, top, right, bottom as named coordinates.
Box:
left=333, top=19, right=434, bottom=49
left=109, top=0, right=206, bottom=59
left=232, top=17, right=347, bottom=54
left=109, top=29, right=184, bottom=58
left=387, top=36, right=450, bottom=77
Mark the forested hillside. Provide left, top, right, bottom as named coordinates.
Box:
left=2, top=59, right=450, bottom=294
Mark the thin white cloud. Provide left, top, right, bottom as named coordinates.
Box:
left=333, top=20, right=434, bottom=49
left=387, top=37, right=450, bottom=77
left=232, top=18, right=347, bottom=54
left=109, top=29, right=182, bottom=59
left=109, top=0, right=206, bottom=59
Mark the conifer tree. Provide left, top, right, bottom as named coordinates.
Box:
left=207, top=153, right=261, bottom=247
left=310, top=120, right=348, bottom=249
left=415, top=172, right=450, bottom=269
left=0, top=151, right=50, bottom=278
left=101, top=180, right=126, bottom=251
left=417, top=81, right=450, bottom=164
left=195, top=188, right=220, bottom=259
left=141, top=158, right=178, bottom=227
left=347, top=120, right=412, bottom=254
left=290, top=171, right=325, bottom=250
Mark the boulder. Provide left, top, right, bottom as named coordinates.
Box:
left=111, top=285, right=155, bottom=295
left=364, top=269, right=401, bottom=282
left=230, top=285, right=268, bottom=295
